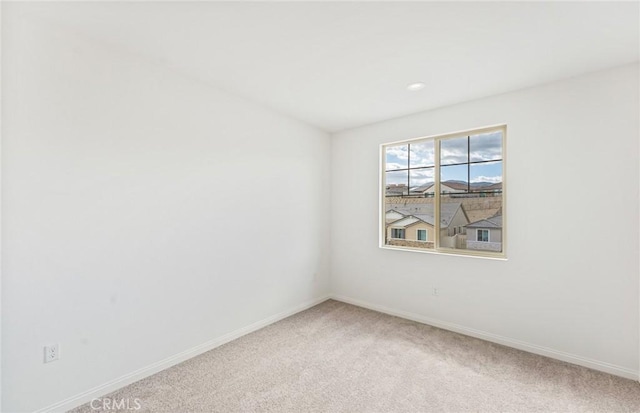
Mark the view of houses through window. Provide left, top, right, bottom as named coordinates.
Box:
left=382, top=126, right=505, bottom=257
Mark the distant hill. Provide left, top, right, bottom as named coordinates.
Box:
left=444, top=180, right=500, bottom=188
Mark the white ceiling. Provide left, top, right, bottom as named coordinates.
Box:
left=13, top=1, right=640, bottom=132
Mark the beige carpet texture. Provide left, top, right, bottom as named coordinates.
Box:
left=70, top=300, right=640, bottom=412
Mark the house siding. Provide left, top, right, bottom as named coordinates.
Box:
left=443, top=207, right=470, bottom=237
left=467, top=228, right=502, bottom=251
left=386, top=221, right=435, bottom=243
left=466, top=240, right=502, bottom=252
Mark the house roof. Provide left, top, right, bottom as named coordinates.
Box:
left=386, top=209, right=406, bottom=216
left=441, top=182, right=469, bottom=191
left=409, top=184, right=434, bottom=194
left=387, top=215, right=422, bottom=228
left=386, top=202, right=465, bottom=228
left=466, top=215, right=503, bottom=229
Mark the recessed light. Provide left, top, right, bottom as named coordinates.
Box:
left=407, top=82, right=426, bottom=91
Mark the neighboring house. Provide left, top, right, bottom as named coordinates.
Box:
left=385, top=184, right=409, bottom=196
left=439, top=202, right=470, bottom=237
left=409, top=181, right=503, bottom=197
left=385, top=209, right=406, bottom=223
left=386, top=215, right=435, bottom=243
left=465, top=215, right=503, bottom=252
left=440, top=181, right=471, bottom=193
left=409, top=182, right=464, bottom=196
left=385, top=202, right=469, bottom=247
left=477, top=182, right=502, bottom=194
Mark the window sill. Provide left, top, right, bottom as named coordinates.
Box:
left=380, top=244, right=508, bottom=261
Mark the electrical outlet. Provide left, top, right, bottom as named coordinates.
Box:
left=432, top=288, right=439, bottom=296
left=44, top=344, right=59, bottom=363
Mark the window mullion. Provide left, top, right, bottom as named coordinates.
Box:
left=407, top=144, right=411, bottom=193
left=434, top=138, right=441, bottom=251
left=467, top=135, right=470, bottom=193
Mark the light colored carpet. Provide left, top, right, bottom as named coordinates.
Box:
left=70, top=300, right=640, bottom=412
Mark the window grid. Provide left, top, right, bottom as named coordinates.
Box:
left=381, top=125, right=506, bottom=259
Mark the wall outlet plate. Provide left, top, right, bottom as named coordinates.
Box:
left=44, top=344, right=59, bottom=363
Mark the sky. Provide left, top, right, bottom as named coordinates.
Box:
left=385, top=131, right=503, bottom=187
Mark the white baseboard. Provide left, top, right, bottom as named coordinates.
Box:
left=34, top=292, right=638, bottom=412
left=330, top=294, right=639, bottom=381
left=36, top=295, right=331, bottom=413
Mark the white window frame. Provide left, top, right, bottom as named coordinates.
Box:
left=477, top=229, right=490, bottom=242
left=391, top=228, right=405, bottom=239
left=379, top=124, right=507, bottom=259
left=416, top=229, right=428, bottom=242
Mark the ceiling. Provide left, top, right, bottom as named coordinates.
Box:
left=11, top=1, right=640, bottom=132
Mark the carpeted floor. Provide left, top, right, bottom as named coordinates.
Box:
left=70, top=300, right=640, bottom=412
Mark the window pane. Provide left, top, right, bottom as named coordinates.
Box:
left=384, top=194, right=434, bottom=250
left=440, top=164, right=468, bottom=193
left=470, top=161, right=502, bottom=194
left=385, top=145, right=408, bottom=171
left=440, top=136, right=468, bottom=165
left=385, top=170, right=408, bottom=196
left=439, top=194, right=503, bottom=251
left=409, top=141, right=435, bottom=168
left=439, top=133, right=503, bottom=253
left=409, top=168, right=434, bottom=196
left=470, top=131, right=502, bottom=162
left=391, top=228, right=405, bottom=239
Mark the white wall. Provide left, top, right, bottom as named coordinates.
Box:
left=1, top=9, right=330, bottom=412
left=0, top=3, right=4, bottom=410
left=2, top=3, right=638, bottom=411
left=331, top=64, right=639, bottom=377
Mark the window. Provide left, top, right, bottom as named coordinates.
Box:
left=381, top=125, right=505, bottom=258
left=477, top=229, right=489, bottom=242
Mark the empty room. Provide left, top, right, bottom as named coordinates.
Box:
left=1, top=1, right=639, bottom=412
